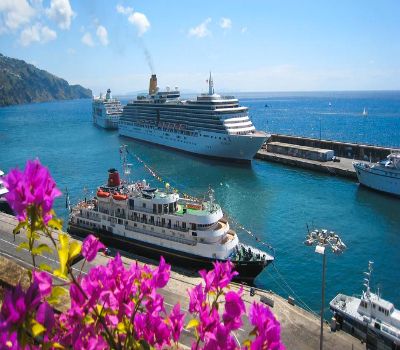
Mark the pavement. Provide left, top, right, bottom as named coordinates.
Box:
left=0, top=212, right=365, bottom=349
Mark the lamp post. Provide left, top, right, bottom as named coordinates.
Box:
left=304, top=228, right=346, bottom=350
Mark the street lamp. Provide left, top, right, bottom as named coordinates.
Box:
left=304, top=228, right=346, bottom=350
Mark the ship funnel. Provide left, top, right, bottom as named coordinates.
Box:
left=149, top=74, right=157, bottom=95
left=108, top=168, right=121, bottom=187
left=106, top=88, right=111, bottom=100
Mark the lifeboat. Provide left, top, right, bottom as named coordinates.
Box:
left=112, top=193, right=128, bottom=201
left=97, top=190, right=110, bottom=198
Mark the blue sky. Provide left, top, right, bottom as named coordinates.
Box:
left=1, top=0, right=400, bottom=94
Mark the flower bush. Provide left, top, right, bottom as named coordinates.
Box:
left=1, top=159, right=285, bottom=350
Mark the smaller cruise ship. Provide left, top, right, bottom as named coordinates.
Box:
left=67, top=161, right=274, bottom=283
left=353, top=153, right=400, bottom=197
left=330, top=262, right=400, bottom=349
left=92, top=89, right=123, bottom=129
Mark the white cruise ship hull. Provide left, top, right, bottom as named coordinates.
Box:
left=93, top=115, right=119, bottom=130
left=119, top=124, right=266, bottom=161
left=353, top=162, right=400, bottom=196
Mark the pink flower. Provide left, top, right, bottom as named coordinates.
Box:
left=36, top=302, right=55, bottom=331
left=223, top=288, right=245, bottom=330
left=199, top=261, right=238, bottom=292
left=249, top=302, right=285, bottom=350
left=33, top=271, right=52, bottom=298
left=187, top=283, right=205, bottom=313
left=152, top=256, right=170, bottom=289
left=169, top=303, right=184, bottom=342
left=4, top=159, right=61, bottom=223
left=82, top=234, right=105, bottom=262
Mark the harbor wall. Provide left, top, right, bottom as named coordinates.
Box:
left=267, top=134, right=399, bottom=162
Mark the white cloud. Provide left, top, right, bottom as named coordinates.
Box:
left=81, top=32, right=95, bottom=47
left=19, top=23, right=57, bottom=46
left=96, top=25, right=109, bottom=46
left=128, top=12, right=150, bottom=36
left=116, top=4, right=133, bottom=16
left=241, top=26, right=247, bottom=33
left=46, top=0, right=75, bottom=30
left=0, top=0, right=36, bottom=32
left=116, top=5, right=150, bottom=36
left=219, top=17, right=231, bottom=30
left=188, top=18, right=211, bottom=38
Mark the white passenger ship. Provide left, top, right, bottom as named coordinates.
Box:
left=330, top=262, right=400, bottom=349
left=68, top=166, right=274, bottom=283
left=353, top=153, right=400, bottom=196
left=92, top=89, right=123, bottom=129
left=119, top=74, right=267, bottom=161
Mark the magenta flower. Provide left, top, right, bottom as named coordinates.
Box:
left=152, top=256, right=170, bottom=289
left=169, top=303, right=185, bottom=342
left=249, top=302, right=285, bottom=350
left=33, top=271, right=52, bottom=298
left=187, top=283, right=205, bottom=313
left=36, top=302, right=55, bottom=331
left=223, top=288, right=245, bottom=330
left=198, top=261, right=238, bottom=292
left=82, top=234, right=105, bottom=262
left=0, top=284, right=26, bottom=329
left=4, top=159, right=61, bottom=223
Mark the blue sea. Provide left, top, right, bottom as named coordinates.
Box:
left=1, top=91, right=399, bottom=318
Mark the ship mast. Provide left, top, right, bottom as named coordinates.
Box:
left=363, top=261, right=374, bottom=300
left=119, top=144, right=132, bottom=184
left=208, top=72, right=214, bottom=95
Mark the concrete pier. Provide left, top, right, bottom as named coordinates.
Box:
left=0, top=212, right=364, bottom=349
left=256, top=134, right=400, bottom=180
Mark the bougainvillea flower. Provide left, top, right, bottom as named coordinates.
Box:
left=33, top=271, right=52, bottom=298
left=223, top=288, right=245, bottom=330
left=169, top=303, right=185, bottom=342
left=4, top=159, right=61, bottom=223
left=82, top=234, right=105, bottom=262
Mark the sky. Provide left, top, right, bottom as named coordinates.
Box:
left=1, top=0, right=400, bottom=94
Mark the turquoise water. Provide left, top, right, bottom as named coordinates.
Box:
left=0, top=92, right=399, bottom=317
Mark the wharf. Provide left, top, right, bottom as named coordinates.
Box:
left=255, top=134, right=400, bottom=180
left=0, top=212, right=364, bottom=349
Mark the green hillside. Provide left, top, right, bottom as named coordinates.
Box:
left=0, top=53, right=92, bottom=106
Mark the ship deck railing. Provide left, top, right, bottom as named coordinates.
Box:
left=124, top=224, right=196, bottom=246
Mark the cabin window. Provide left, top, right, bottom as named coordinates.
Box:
left=153, top=204, right=157, bottom=213
left=118, top=219, right=122, bottom=225
left=150, top=216, right=154, bottom=224
left=142, top=203, right=146, bottom=208
left=163, top=204, right=168, bottom=213
left=129, top=199, right=135, bottom=210
left=192, top=232, right=197, bottom=237
left=158, top=204, right=162, bottom=213
left=161, top=218, right=165, bottom=226
left=191, top=223, right=197, bottom=230
left=182, top=222, right=186, bottom=229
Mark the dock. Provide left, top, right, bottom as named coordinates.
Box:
left=256, top=134, right=400, bottom=180
left=0, top=212, right=364, bottom=349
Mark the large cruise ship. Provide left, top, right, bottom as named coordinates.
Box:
left=68, top=164, right=274, bottom=283
left=119, top=74, right=267, bottom=161
left=353, top=152, right=400, bottom=196
left=92, top=89, right=123, bottom=129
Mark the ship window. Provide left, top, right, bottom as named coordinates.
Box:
left=118, top=219, right=122, bottom=225
left=129, top=199, right=135, bottom=210
left=142, top=203, right=146, bottom=208
left=153, top=204, right=156, bottom=213
left=182, top=222, right=186, bottom=229
left=192, top=232, right=197, bottom=237
left=158, top=204, right=162, bottom=213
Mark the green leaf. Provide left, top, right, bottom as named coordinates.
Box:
left=32, top=243, right=53, bottom=256
left=13, top=221, right=26, bottom=235
left=48, top=215, right=63, bottom=231
left=186, top=319, right=199, bottom=329
left=17, top=242, right=29, bottom=251
left=47, top=286, right=67, bottom=305
left=38, top=263, right=53, bottom=272
left=31, top=319, right=45, bottom=337
left=68, top=241, right=82, bottom=262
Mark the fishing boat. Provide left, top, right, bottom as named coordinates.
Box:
left=67, top=152, right=274, bottom=283
left=330, top=262, right=400, bottom=349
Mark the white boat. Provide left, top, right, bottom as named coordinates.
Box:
left=67, top=150, right=274, bottom=283
left=0, top=170, right=12, bottom=214
left=92, top=89, right=123, bottom=129
left=330, top=262, right=400, bottom=348
left=119, top=73, right=267, bottom=161
left=363, top=107, right=368, bottom=116
left=353, top=153, right=400, bottom=196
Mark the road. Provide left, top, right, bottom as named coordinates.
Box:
left=0, top=212, right=365, bottom=349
